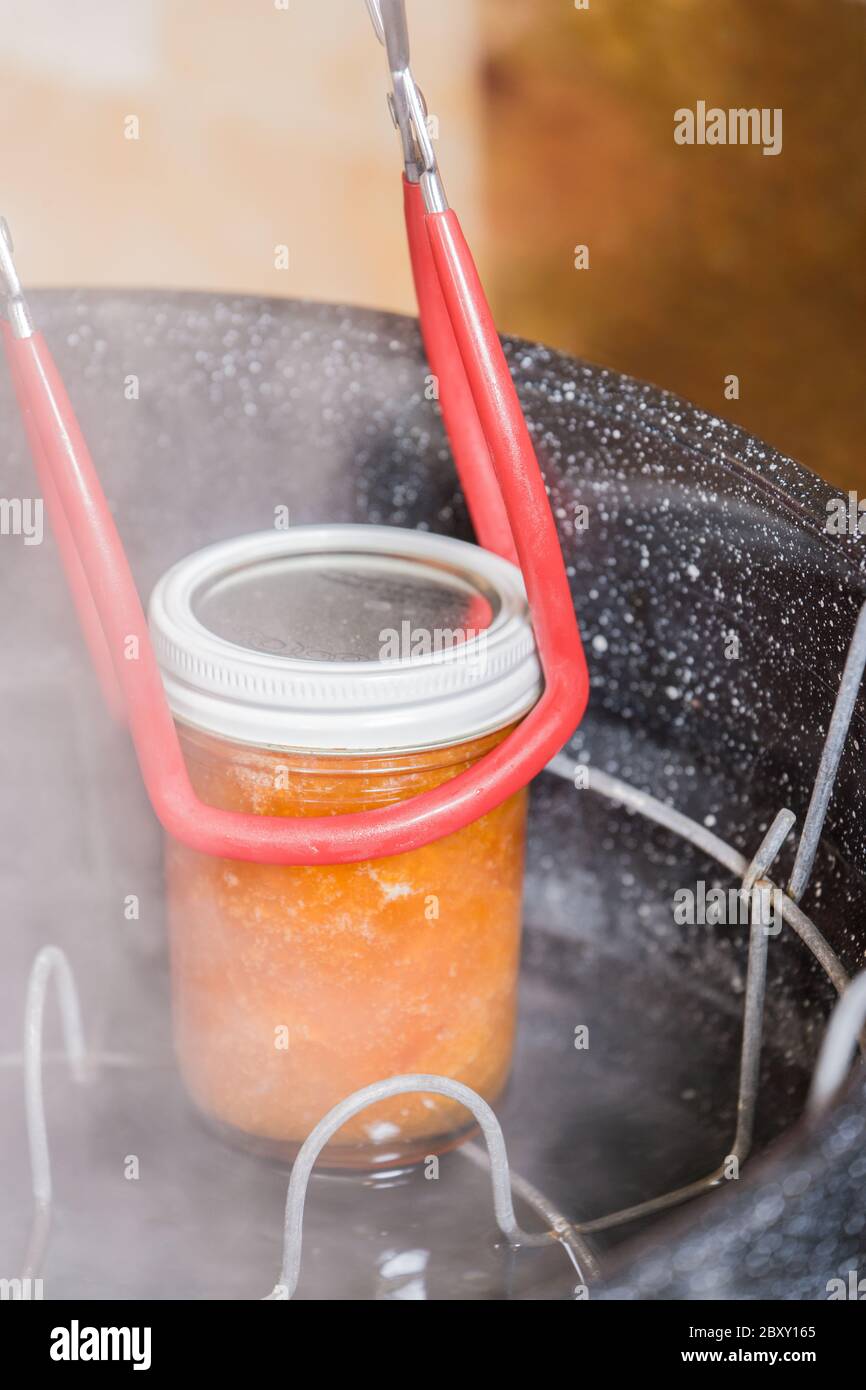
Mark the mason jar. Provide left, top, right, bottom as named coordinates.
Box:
left=149, top=524, right=541, bottom=1169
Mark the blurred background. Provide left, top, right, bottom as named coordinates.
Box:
left=0, top=0, right=862, bottom=485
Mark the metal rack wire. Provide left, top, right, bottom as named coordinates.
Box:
left=12, top=600, right=866, bottom=1299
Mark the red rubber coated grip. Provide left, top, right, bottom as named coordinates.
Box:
left=5, top=333, right=125, bottom=723
left=2, top=202, right=587, bottom=864
left=423, top=207, right=584, bottom=703
left=403, top=178, right=517, bottom=564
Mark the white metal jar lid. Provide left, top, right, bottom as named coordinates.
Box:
left=148, top=524, right=542, bottom=753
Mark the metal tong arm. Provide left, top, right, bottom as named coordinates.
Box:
left=366, top=0, right=446, bottom=210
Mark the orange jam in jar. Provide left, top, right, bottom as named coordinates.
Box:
left=149, top=525, right=541, bottom=1169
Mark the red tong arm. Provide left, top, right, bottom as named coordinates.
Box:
left=4, top=326, right=125, bottom=723
left=403, top=177, right=517, bottom=564
left=1, top=199, right=587, bottom=864
left=423, top=206, right=585, bottom=720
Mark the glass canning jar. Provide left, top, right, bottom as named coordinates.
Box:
left=149, top=524, right=541, bottom=1170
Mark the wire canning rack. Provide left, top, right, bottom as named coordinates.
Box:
left=13, top=598, right=866, bottom=1300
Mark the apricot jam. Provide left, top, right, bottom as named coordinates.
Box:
left=150, top=525, right=541, bottom=1169
left=166, top=724, right=527, bottom=1167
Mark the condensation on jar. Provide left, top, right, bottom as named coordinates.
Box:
left=149, top=524, right=542, bottom=1170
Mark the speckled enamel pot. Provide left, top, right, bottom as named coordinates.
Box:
left=1, top=291, right=863, bottom=1300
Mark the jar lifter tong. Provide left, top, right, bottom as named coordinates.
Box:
left=0, top=0, right=588, bottom=864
